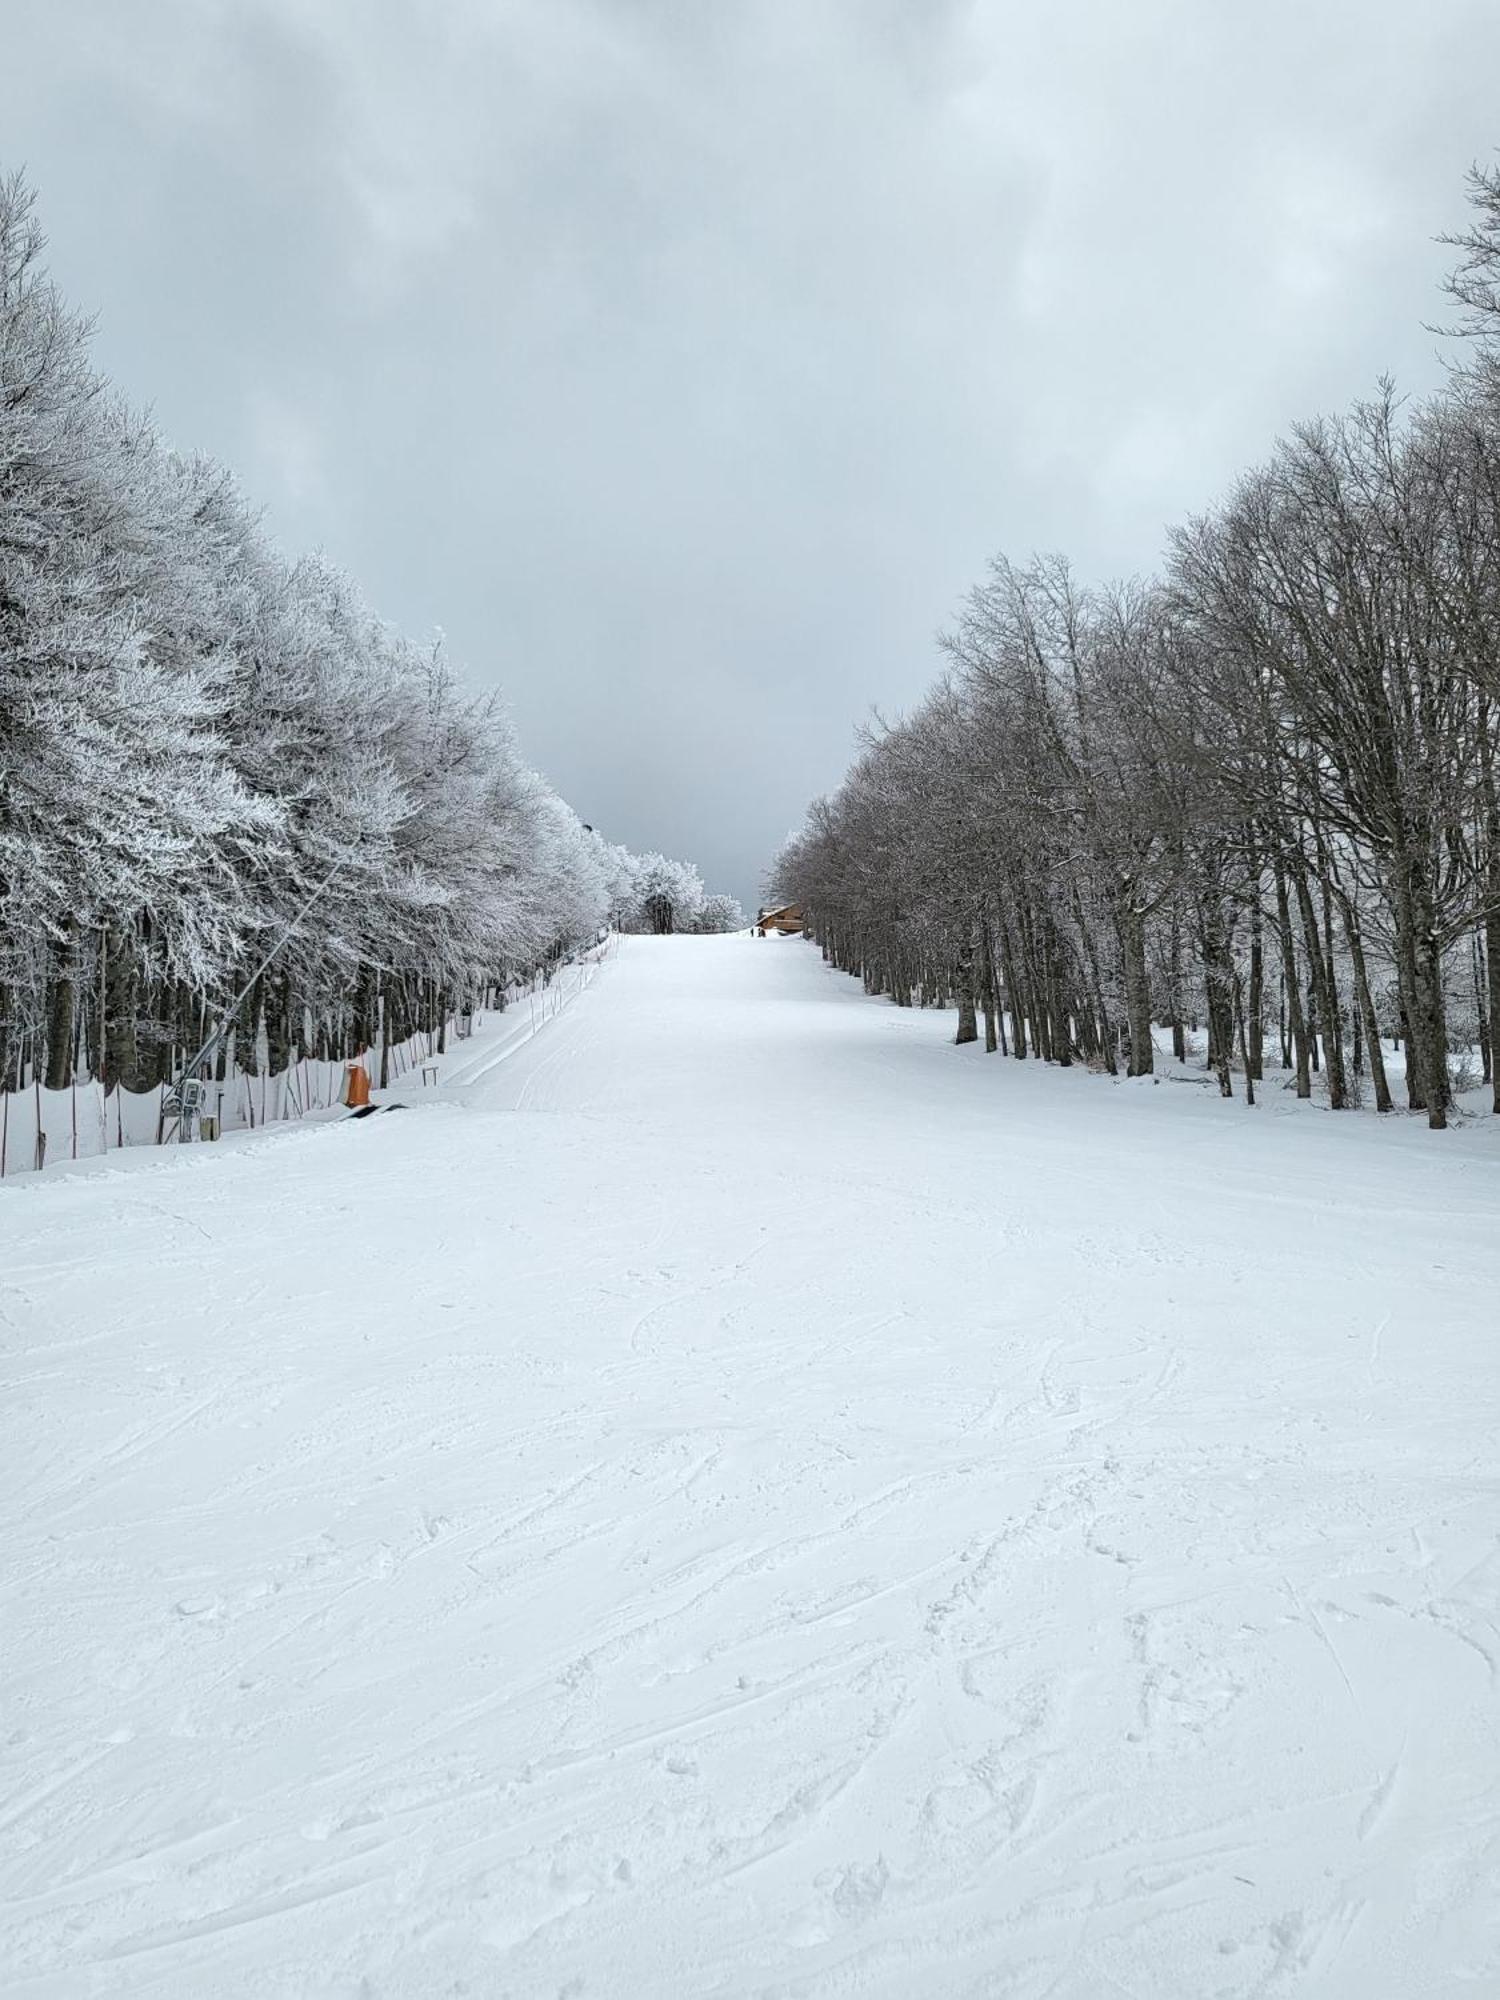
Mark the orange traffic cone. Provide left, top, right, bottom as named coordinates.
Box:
left=344, top=1055, right=371, bottom=1110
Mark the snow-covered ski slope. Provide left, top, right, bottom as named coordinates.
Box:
left=5, top=933, right=1500, bottom=1998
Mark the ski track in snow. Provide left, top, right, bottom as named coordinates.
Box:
left=3, top=933, right=1500, bottom=1998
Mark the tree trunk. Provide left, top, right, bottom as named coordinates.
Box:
left=1292, top=862, right=1346, bottom=1108
left=44, top=926, right=76, bottom=1091
left=1410, top=868, right=1450, bottom=1130
left=1472, top=933, right=1489, bottom=1087
left=102, top=927, right=141, bottom=1091
left=1233, top=972, right=1255, bottom=1108
left=1278, top=972, right=1290, bottom=1070
left=980, top=920, right=1000, bottom=1053
left=1075, top=896, right=1114, bottom=1074
left=266, top=973, right=294, bottom=1075
left=1045, top=925, right=1071, bottom=1067
left=999, top=917, right=1027, bottom=1059
left=1336, top=887, right=1393, bottom=1114
left=0, top=984, right=15, bottom=1095
left=1388, top=832, right=1450, bottom=1129
left=1391, top=882, right=1426, bottom=1112
left=954, top=940, right=978, bottom=1046
left=1246, top=896, right=1264, bottom=1081
left=1199, top=896, right=1235, bottom=1098
left=1315, top=836, right=1348, bottom=1104
left=1117, top=896, right=1153, bottom=1077
left=1480, top=707, right=1500, bottom=1113
left=236, top=981, right=261, bottom=1077
left=1272, top=857, right=1311, bottom=1099
left=351, top=965, right=379, bottom=1058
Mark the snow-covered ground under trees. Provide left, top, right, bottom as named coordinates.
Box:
left=5, top=932, right=1500, bottom=1999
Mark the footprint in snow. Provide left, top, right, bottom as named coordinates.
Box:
left=173, top=1595, right=224, bottom=1621
left=827, top=1856, right=889, bottom=1918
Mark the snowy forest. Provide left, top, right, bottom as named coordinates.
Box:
left=774, top=166, right=1500, bottom=1131
left=0, top=171, right=741, bottom=1122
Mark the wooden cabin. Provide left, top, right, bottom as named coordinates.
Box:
left=757, top=903, right=805, bottom=935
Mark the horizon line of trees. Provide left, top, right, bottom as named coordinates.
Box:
left=772, top=165, right=1500, bottom=1131
left=614, top=853, right=744, bottom=938
left=0, top=170, right=739, bottom=1102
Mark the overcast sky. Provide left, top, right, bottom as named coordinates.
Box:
left=7, top=1, right=1500, bottom=909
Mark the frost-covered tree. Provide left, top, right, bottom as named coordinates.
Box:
left=623, top=853, right=706, bottom=935
left=775, top=167, right=1500, bottom=1127
left=1, top=179, right=267, bottom=1087
left=692, top=893, right=746, bottom=933
left=0, top=170, right=730, bottom=1106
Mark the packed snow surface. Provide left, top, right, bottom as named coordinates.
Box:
left=5, top=934, right=1500, bottom=1998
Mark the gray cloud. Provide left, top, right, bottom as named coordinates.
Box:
left=6, top=0, right=1498, bottom=908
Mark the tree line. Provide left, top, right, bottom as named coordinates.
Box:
left=774, top=167, right=1500, bottom=1130
left=0, top=172, right=739, bottom=1102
